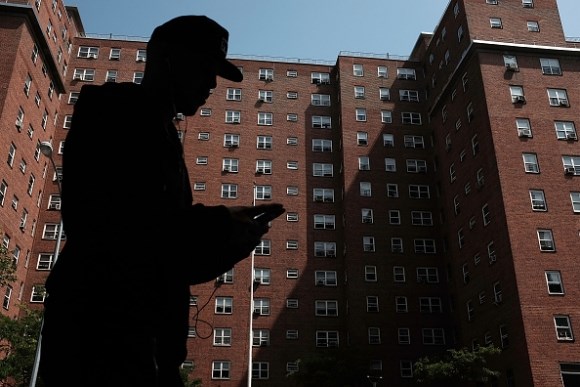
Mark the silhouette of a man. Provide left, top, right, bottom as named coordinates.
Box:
left=39, top=16, right=284, bottom=387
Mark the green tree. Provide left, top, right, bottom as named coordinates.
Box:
left=179, top=365, right=202, bottom=387
left=287, top=348, right=370, bottom=387
left=0, top=307, right=43, bottom=387
left=0, top=240, right=17, bottom=288
left=414, top=345, right=501, bottom=386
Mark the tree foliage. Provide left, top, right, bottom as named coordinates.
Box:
left=0, top=307, right=43, bottom=387
left=0, top=242, right=17, bottom=288
left=286, top=348, right=371, bottom=387
left=414, top=345, right=501, bottom=385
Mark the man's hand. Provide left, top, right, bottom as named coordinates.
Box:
left=222, top=203, right=285, bottom=264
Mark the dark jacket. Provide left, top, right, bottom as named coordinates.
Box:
left=41, top=82, right=236, bottom=386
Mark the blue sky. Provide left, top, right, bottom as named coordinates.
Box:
left=66, top=0, right=580, bottom=60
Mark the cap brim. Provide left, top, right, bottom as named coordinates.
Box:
left=218, top=59, right=243, bottom=82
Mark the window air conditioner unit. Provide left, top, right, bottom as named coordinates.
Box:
left=215, top=277, right=224, bottom=283
left=48, top=202, right=61, bottom=210
left=223, top=166, right=231, bottom=172
left=559, top=100, right=569, bottom=107
left=564, top=166, right=576, bottom=175
left=316, top=280, right=325, bottom=286
left=136, top=58, right=146, bottom=63
left=253, top=278, right=261, bottom=284
left=362, top=218, right=372, bottom=224
left=320, top=80, right=330, bottom=85
left=505, top=63, right=518, bottom=71
left=312, top=79, right=321, bottom=85
left=566, top=133, right=577, bottom=140
left=513, top=95, right=526, bottom=104
left=326, top=252, right=336, bottom=258
left=87, top=53, right=97, bottom=59
left=418, top=166, right=427, bottom=173
left=15, top=119, right=23, bottom=129
left=532, top=203, right=546, bottom=210
left=73, top=74, right=82, bottom=80
left=380, top=96, right=390, bottom=101
left=518, top=129, right=532, bottom=138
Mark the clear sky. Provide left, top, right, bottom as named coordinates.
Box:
left=66, top=0, right=580, bottom=61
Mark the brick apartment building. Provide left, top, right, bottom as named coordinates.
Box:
left=1, top=0, right=579, bottom=386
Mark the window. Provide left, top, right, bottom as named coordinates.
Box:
left=545, top=271, right=564, bottom=295
left=355, top=108, right=367, bottom=122
left=255, top=185, right=272, bottom=200
left=257, top=136, right=272, bottom=150
left=286, top=299, right=299, bottom=308
left=314, top=241, right=336, bottom=257
left=252, top=329, right=270, bottom=347
left=258, top=68, right=273, bottom=81
left=253, top=298, right=270, bottom=315
left=363, top=236, right=375, bottom=252
left=30, top=285, right=46, bottom=303
left=522, top=0, right=534, bottom=6
left=490, top=17, right=502, bottom=28
left=522, top=153, right=539, bottom=173
left=286, top=70, right=298, bottom=77
left=312, top=115, right=332, bottom=128
left=420, top=297, right=443, bottom=313
left=554, top=316, right=574, bottom=341
left=356, top=132, right=368, bottom=146
left=555, top=121, right=577, bottom=140
left=311, top=72, right=330, bottom=85
left=409, top=184, right=430, bottom=199
left=499, top=325, right=509, bottom=348
left=401, top=112, right=422, bottom=125
left=488, top=241, right=497, bottom=263
left=312, top=139, right=332, bottom=152
left=314, top=214, right=335, bottom=230
left=286, top=186, right=298, bottom=196
left=315, top=300, right=338, bottom=316
left=548, top=88, right=569, bottom=107
left=406, top=159, right=427, bottom=173
left=400, top=89, right=419, bottom=102
left=311, top=94, right=331, bottom=106
left=226, top=88, right=242, bottom=101
left=411, top=211, right=433, bottom=226
left=381, top=110, right=393, bottom=123
left=563, top=156, right=580, bottom=175
left=255, top=160, right=272, bottom=174
left=396, top=68, right=416, bottom=80
left=360, top=182, right=372, bottom=197
left=537, top=229, right=555, bottom=251
left=109, top=48, right=121, bottom=60
left=540, top=58, right=562, bottom=75
left=384, top=158, right=396, bottom=172
left=213, top=328, right=232, bottom=346
left=368, top=327, right=381, bottom=344
left=225, top=110, right=241, bottom=124
left=254, top=268, right=271, bottom=285
left=383, top=134, right=394, bottom=147
left=287, top=269, right=299, bottom=279
left=493, top=282, right=503, bottom=304
left=212, top=361, right=231, bottom=380
left=393, top=266, right=406, bottom=282
left=571, top=192, right=580, bottom=213
left=353, top=64, right=364, bottom=76
left=391, top=238, right=403, bottom=253
left=404, top=135, right=424, bottom=149
left=516, top=118, right=532, bottom=137
left=377, top=66, right=388, bottom=78
left=316, top=331, right=339, bottom=347
left=221, top=184, right=238, bottom=199
left=200, top=108, right=212, bottom=116
left=423, top=328, right=445, bottom=345
left=417, top=267, right=439, bottom=283
left=358, top=156, right=370, bottom=171
left=222, top=158, right=239, bottom=173
left=77, top=46, right=99, bottom=59
left=215, top=297, right=233, bottom=314
left=466, top=300, right=475, bottom=321
left=389, top=210, right=401, bottom=225
left=527, top=20, right=540, bottom=32
left=379, top=88, right=390, bottom=101
left=316, top=271, right=337, bottom=286
left=482, top=204, right=491, bottom=225
left=258, top=90, right=274, bottom=103
left=313, top=163, right=333, bottom=177
left=529, top=190, right=547, bottom=211
left=395, top=296, right=408, bottom=313
left=72, top=68, right=95, bottom=81
left=132, top=72, right=144, bottom=84
left=361, top=208, right=373, bottom=224
left=258, top=112, right=273, bottom=126
left=386, top=184, right=398, bottom=198
left=365, top=267, right=377, bottom=283
left=313, top=188, right=334, bottom=203
left=252, top=362, right=269, bottom=380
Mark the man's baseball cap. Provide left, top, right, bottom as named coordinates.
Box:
left=150, top=15, right=243, bottom=82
